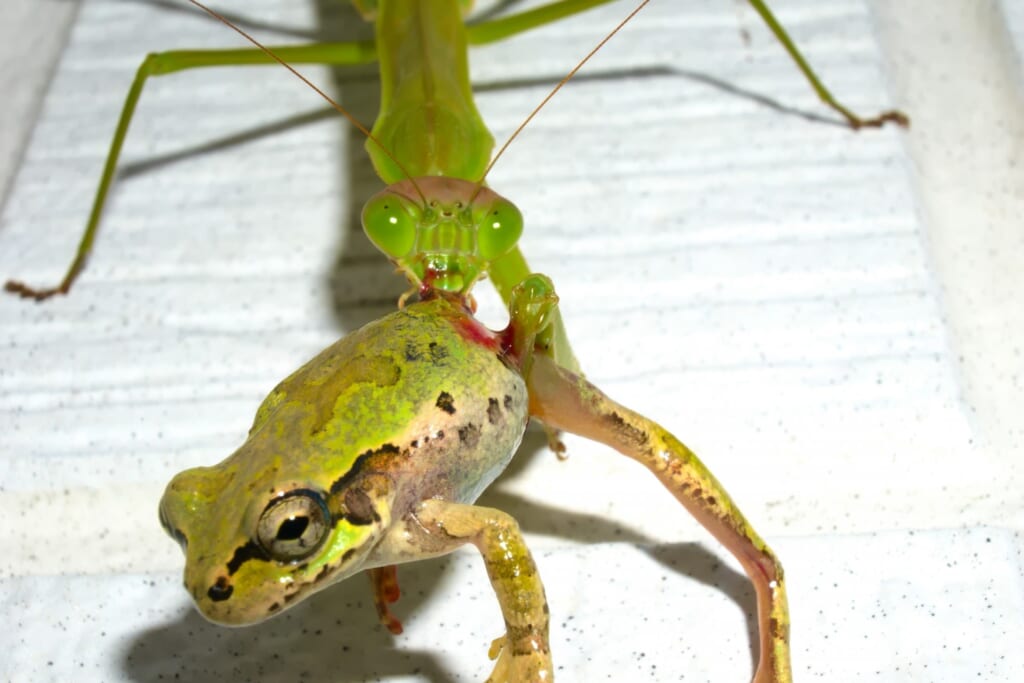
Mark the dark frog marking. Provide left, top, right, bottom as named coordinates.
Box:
left=405, top=340, right=450, bottom=364
left=208, top=576, right=234, bottom=602
left=458, top=423, right=481, bottom=449
left=605, top=410, right=648, bottom=451
left=436, top=391, right=456, bottom=414
left=227, top=540, right=269, bottom=576
left=428, top=341, right=448, bottom=362
left=329, top=443, right=401, bottom=495
left=343, top=488, right=379, bottom=526
left=487, top=397, right=501, bottom=425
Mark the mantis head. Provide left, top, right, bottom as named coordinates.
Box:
left=362, top=177, right=522, bottom=299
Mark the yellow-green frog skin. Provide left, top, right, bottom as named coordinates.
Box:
left=159, top=297, right=528, bottom=625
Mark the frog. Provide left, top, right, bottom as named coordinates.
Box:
left=159, top=276, right=560, bottom=681
left=160, top=176, right=791, bottom=682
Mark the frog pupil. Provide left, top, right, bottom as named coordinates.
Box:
left=277, top=516, right=309, bottom=541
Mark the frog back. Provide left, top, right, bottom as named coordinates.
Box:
left=252, top=297, right=528, bottom=513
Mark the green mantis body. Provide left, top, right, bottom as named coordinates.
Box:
left=4, top=2, right=909, bottom=679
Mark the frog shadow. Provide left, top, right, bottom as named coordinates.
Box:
left=119, top=555, right=468, bottom=683
left=120, top=428, right=756, bottom=682
left=121, top=546, right=755, bottom=683
left=479, top=428, right=761, bottom=670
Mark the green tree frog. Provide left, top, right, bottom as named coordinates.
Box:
left=160, top=177, right=791, bottom=682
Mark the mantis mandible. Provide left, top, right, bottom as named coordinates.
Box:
left=3, top=1, right=907, bottom=681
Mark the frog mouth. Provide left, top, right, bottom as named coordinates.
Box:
left=192, top=524, right=377, bottom=624
left=193, top=562, right=344, bottom=624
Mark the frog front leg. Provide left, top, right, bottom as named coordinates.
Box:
left=526, top=354, right=791, bottom=683
left=410, top=499, right=552, bottom=683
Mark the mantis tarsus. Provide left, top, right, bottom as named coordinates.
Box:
left=4, top=1, right=909, bottom=683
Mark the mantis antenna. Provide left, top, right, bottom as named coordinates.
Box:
left=474, top=0, right=651, bottom=192
left=186, top=0, right=428, bottom=206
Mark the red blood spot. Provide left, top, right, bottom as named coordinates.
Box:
left=452, top=313, right=501, bottom=352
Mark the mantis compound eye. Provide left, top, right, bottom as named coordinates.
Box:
left=474, top=197, right=523, bottom=262
left=362, top=192, right=419, bottom=260
left=257, top=489, right=330, bottom=562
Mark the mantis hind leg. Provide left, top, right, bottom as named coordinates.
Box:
left=526, top=353, right=792, bottom=682
left=745, top=0, right=907, bottom=129
left=467, top=0, right=906, bottom=130
left=4, top=41, right=378, bottom=301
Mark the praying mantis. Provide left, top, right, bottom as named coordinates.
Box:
left=4, top=1, right=909, bottom=683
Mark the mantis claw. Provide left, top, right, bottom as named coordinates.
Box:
left=4, top=279, right=69, bottom=302
left=845, top=108, right=910, bottom=130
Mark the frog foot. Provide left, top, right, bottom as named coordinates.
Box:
left=542, top=424, right=568, bottom=460
left=485, top=633, right=553, bottom=683
left=368, top=565, right=404, bottom=635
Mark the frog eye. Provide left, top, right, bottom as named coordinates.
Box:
left=362, top=192, right=418, bottom=260
left=475, top=197, right=523, bottom=261
left=257, top=490, right=331, bottom=562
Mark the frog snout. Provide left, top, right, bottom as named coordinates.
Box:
left=190, top=573, right=250, bottom=626
left=206, top=575, right=234, bottom=602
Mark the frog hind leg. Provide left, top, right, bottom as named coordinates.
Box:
left=526, top=354, right=791, bottom=683
left=368, top=565, right=404, bottom=635
left=411, top=499, right=552, bottom=683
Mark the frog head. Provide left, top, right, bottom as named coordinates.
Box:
left=159, top=433, right=396, bottom=625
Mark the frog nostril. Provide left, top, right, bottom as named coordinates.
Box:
left=207, top=576, right=234, bottom=602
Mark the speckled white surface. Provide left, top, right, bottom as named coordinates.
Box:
left=1, top=0, right=1022, bottom=680
left=3, top=529, right=1024, bottom=681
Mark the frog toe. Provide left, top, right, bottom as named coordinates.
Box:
left=485, top=634, right=552, bottom=683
